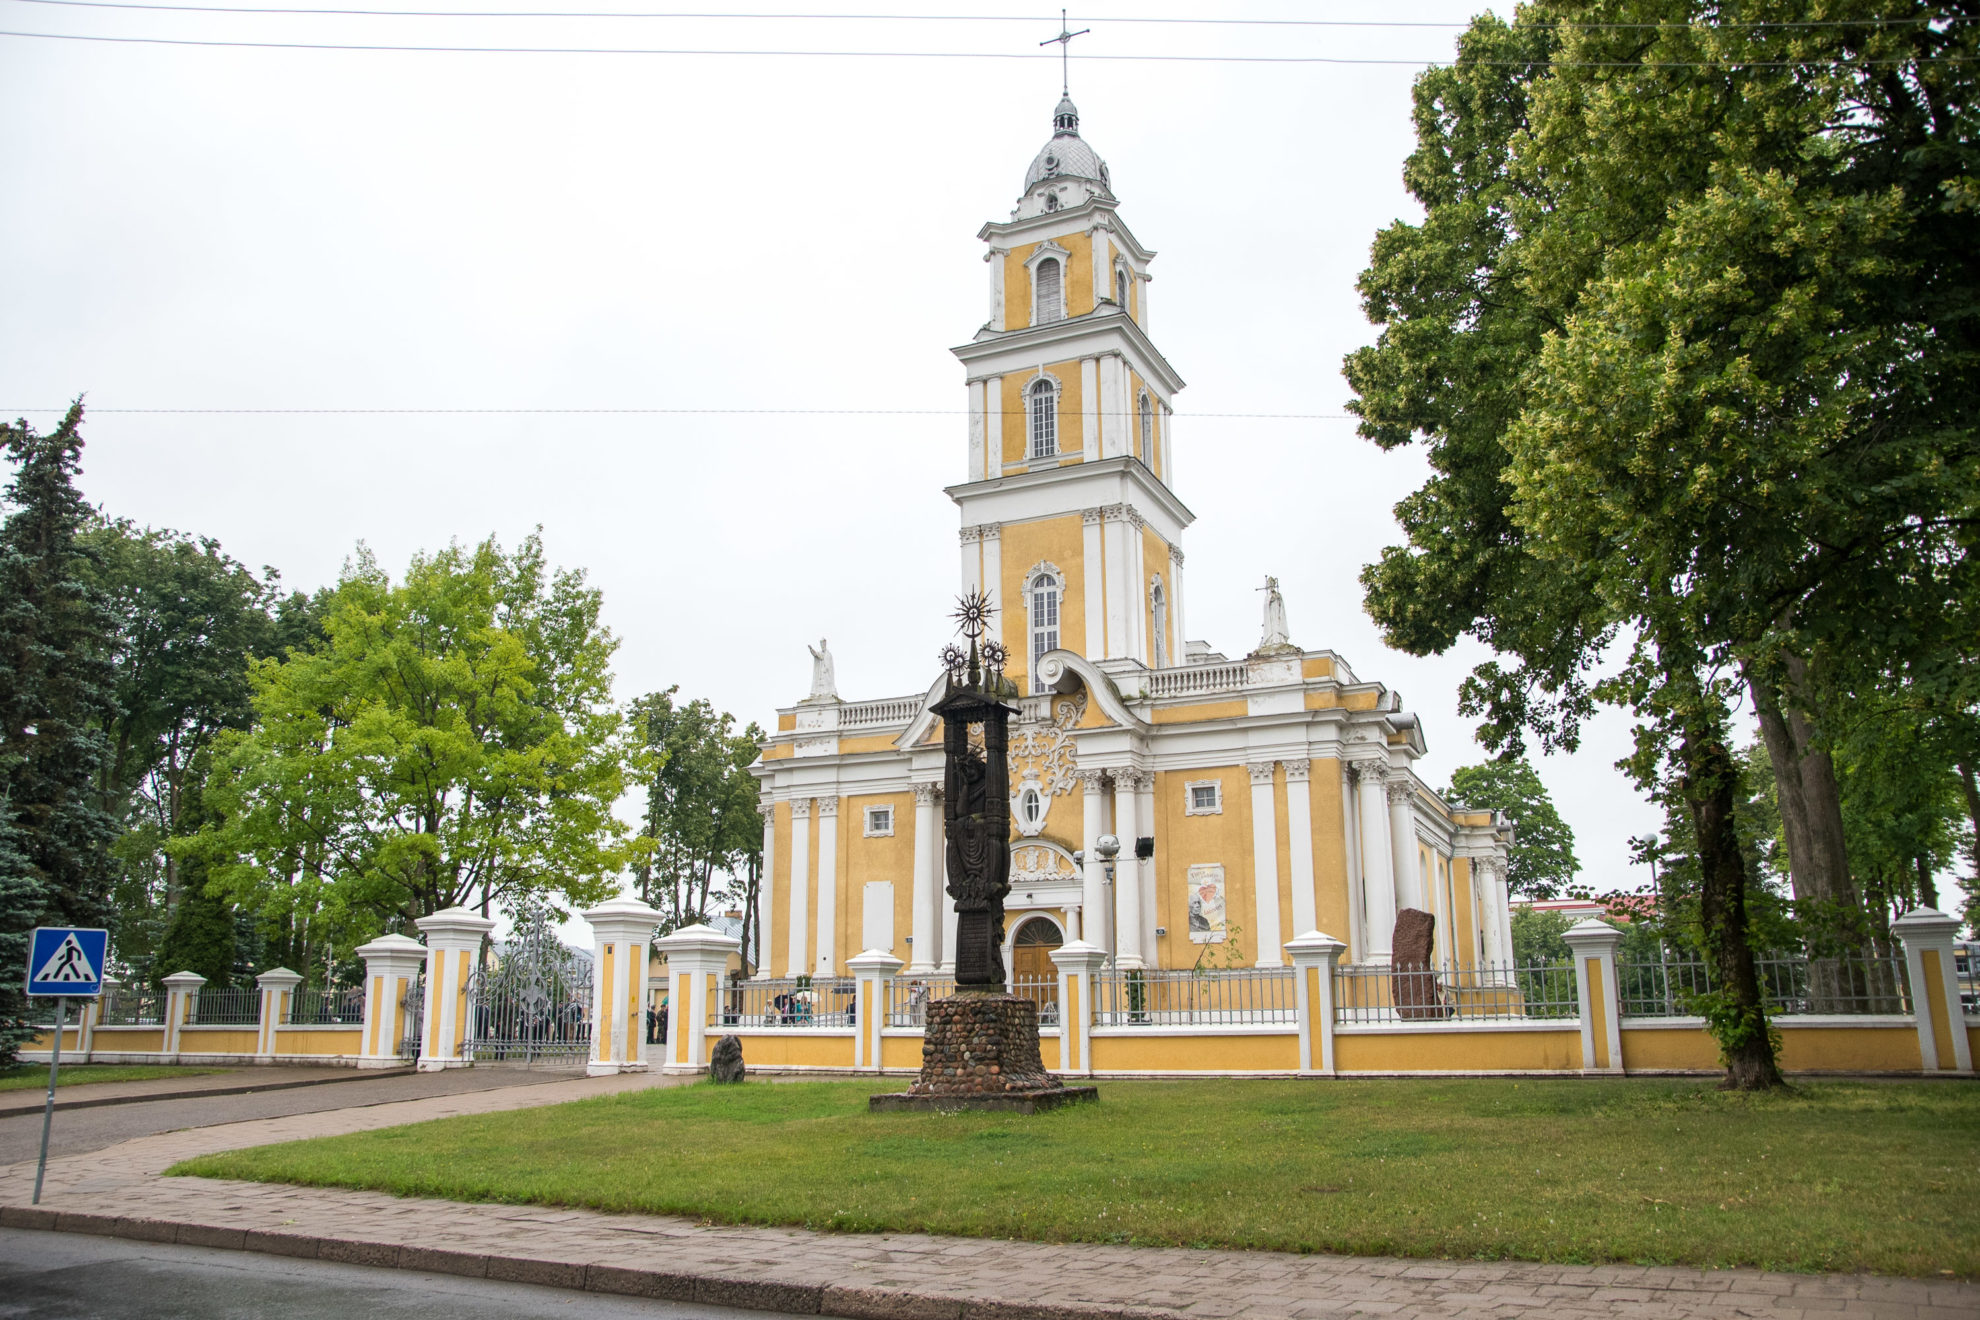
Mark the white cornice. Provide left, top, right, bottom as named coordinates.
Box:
left=954, top=312, right=1185, bottom=396
left=944, top=455, right=1195, bottom=539
left=977, top=197, right=1156, bottom=265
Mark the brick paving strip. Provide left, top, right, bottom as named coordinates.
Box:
left=0, top=1064, right=407, bottom=1119
left=0, top=1072, right=1971, bottom=1320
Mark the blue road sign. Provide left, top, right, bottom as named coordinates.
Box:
left=26, top=927, right=108, bottom=997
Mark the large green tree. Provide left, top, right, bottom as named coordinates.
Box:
left=0, top=405, right=121, bottom=1062
left=1446, top=759, right=1579, bottom=901
left=193, top=533, right=632, bottom=977
left=629, top=687, right=765, bottom=958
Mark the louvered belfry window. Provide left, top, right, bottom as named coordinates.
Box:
left=1035, top=257, right=1063, bottom=324
left=1031, top=575, right=1061, bottom=693
left=1029, top=378, right=1057, bottom=459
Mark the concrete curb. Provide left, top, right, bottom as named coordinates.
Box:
left=0, top=1068, right=414, bottom=1119
left=0, top=1206, right=1173, bottom=1320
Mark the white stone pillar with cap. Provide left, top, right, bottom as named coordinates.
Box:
left=1286, top=930, right=1347, bottom=1076
left=161, top=971, right=205, bottom=1060
left=655, top=923, right=741, bottom=1074
left=1563, top=918, right=1625, bottom=1074
left=1893, top=906, right=1973, bottom=1075
left=583, top=895, right=663, bottom=1076
left=849, top=947, right=903, bottom=1071
left=254, top=966, right=302, bottom=1060
left=355, top=933, right=426, bottom=1068
left=414, top=906, right=493, bottom=1071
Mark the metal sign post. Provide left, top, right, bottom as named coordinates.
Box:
left=24, top=926, right=109, bottom=1206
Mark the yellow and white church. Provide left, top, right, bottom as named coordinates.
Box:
left=750, top=96, right=1515, bottom=986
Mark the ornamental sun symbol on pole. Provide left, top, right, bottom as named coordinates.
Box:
left=934, top=590, right=1019, bottom=989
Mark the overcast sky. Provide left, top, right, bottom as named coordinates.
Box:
left=1, top=1, right=1668, bottom=899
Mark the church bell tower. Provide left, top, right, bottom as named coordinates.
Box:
left=950, top=97, right=1191, bottom=693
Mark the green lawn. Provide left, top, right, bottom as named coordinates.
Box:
left=171, top=1078, right=1979, bottom=1277
left=0, top=1063, right=228, bottom=1093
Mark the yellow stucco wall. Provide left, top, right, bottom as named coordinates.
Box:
left=1001, top=362, right=1084, bottom=468
left=1140, top=523, right=1174, bottom=665
left=1090, top=1031, right=1298, bottom=1074
left=1152, top=700, right=1247, bottom=725
left=178, top=1028, right=259, bottom=1053
left=840, top=792, right=915, bottom=968
left=1154, top=764, right=1254, bottom=967
left=881, top=1034, right=925, bottom=1071
left=999, top=514, right=1088, bottom=692
left=724, top=1031, right=856, bottom=1069
left=273, top=1027, right=363, bottom=1056
left=1779, top=1023, right=1923, bottom=1073
left=1334, top=1028, right=1583, bottom=1073
left=1310, top=759, right=1352, bottom=954
left=1451, top=859, right=1480, bottom=968
left=86, top=1027, right=166, bottom=1052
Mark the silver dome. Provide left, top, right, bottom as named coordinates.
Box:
left=1021, top=97, right=1113, bottom=198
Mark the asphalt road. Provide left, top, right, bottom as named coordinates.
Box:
left=0, top=1066, right=576, bottom=1164
left=0, top=1227, right=776, bottom=1319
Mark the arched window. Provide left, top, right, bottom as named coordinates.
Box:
left=1035, top=257, right=1063, bottom=325
left=1028, top=571, right=1061, bottom=693
left=1028, top=378, right=1057, bottom=460
left=1150, top=576, right=1169, bottom=669
left=1116, top=265, right=1130, bottom=310
left=1138, top=393, right=1154, bottom=467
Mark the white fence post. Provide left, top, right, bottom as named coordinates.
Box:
left=582, top=896, right=664, bottom=1076
left=1049, top=940, right=1107, bottom=1076
left=78, top=976, right=110, bottom=1061
left=849, top=948, right=903, bottom=1071
left=654, top=925, right=741, bottom=1075
left=255, top=967, right=302, bottom=1061
left=161, top=971, right=205, bottom=1060
left=355, top=934, right=426, bottom=1069
left=414, top=907, right=494, bottom=1071
left=1564, top=918, right=1625, bottom=1075
left=1286, top=931, right=1345, bottom=1076
left=1893, top=907, right=1973, bottom=1075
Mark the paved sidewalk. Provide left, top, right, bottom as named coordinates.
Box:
left=2, top=1072, right=1973, bottom=1320
left=0, top=1065, right=391, bottom=1118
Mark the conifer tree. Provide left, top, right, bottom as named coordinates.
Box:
left=0, top=405, right=121, bottom=1062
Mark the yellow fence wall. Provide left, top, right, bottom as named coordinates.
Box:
left=1335, top=1027, right=1582, bottom=1074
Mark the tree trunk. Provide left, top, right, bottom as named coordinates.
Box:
left=1681, top=709, right=1785, bottom=1091
left=1959, top=762, right=1980, bottom=892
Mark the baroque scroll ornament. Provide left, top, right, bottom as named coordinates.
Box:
left=1007, top=690, right=1086, bottom=803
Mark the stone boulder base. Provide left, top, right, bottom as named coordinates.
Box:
left=709, top=1034, right=746, bottom=1083
left=1390, top=908, right=1450, bottom=1021
left=869, top=993, right=1096, bottom=1113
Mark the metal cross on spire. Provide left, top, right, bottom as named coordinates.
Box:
left=1039, top=9, right=1090, bottom=96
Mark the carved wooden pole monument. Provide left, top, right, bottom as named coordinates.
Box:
left=871, top=592, right=1098, bottom=1113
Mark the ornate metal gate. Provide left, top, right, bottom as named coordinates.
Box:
left=464, top=914, right=593, bottom=1065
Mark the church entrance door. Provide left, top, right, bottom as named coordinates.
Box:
left=1010, top=916, right=1063, bottom=1024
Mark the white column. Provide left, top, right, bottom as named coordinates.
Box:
left=981, top=524, right=1003, bottom=649
left=254, top=967, right=301, bottom=1060
left=1080, top=360, right=1100, bottom=462
left=1167, top=545, right=1186, bottom=654
left=1113, top=770, right=1146, bottom=969
left=1078, top=769, right=1108, bottom=949
left=1098, top=356, right=1124, bottom=456
left=1125, top=511, right=1148, bottom=664
left=1487, top=858, right=1516, bottom=965
left=413, top=906, right=493, bottom=1071
left=1388, top=779, right=1425, bottom=913
left=1356, top=763, right=1397, bottom=965
left=1138, top=274, right=1151, bottom=330
left=1283, top=759, right=1317, bottom=939
left=814, top=796, right=840, bottom=977
left=908, top=783, right=940, bottom=973
left=1081, top=509, right=1105, bottom=658
left=1247, top=762, right=1285, bottom=967
left=786, top=799, right=811, bottom=978
left=1103, top=512, right=1130, bottom=659
left=1137, top=768, right=1158, bottom=960
left=355, top=933, right=425, bottom=1068
left=939, top=824, right=958, bottom=975
left=582, top=895, right=663, bottom=1076
left=1342, top=764, right=1364, bottom=960
left=965, top=379, right=986, bottom=483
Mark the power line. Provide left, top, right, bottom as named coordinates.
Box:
left=3, top=27, right=1967, bottom=63
left=5, top=406, right=1363, bottom=419
left=6, top=0, right=1971, bottom=30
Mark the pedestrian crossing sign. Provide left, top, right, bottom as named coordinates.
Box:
left=26, top=927, right=108, bottom=997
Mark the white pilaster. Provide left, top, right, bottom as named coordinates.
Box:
left=1167, top=544, right=1186, bottom=658
left=1099, top=355, right=1125, bottom=457
left=1137, top=768, right=1158, bottom=960
left=1088, top=223, right=1108, bottom=308
left=756, top=802, right=775, bottom=978
left=814, top=796, right=840, bottom=977
left=1388, top=780, right=1425, bottom=913
left=1113, top=769, right=1146, bottom=968
left=1486, top=858, right=1516, bottom=965
left=1341, top=765, right=1364, bottom=960
left=981, top=524, right=1003, bottom=649
left=982, top=375, right=1002, bottom=480
left=965, top=379, right=985, bottom=483
left=1126, top=510, right=1148, bottom=664
left=583, top=895, right=663, bottom=1076
left=355, top=933, right=425, bottom=1068
left=908, top=783, right=940, bottom=974
left=1078, top=769, right=1108, bottom=949
left=1283, top=760, right=1317, bottom=939
left=1081, top=508, right=1105, bottom=659
left=1247, top=762, right=1285, bottom=967
left=1160, top=402, right=1175, bottom=485
left=414, top=907, right=493, bottom=1071
left=1103, top=513, right=1130, bottom=659
left=987, top=249, right=1006, bottom=332
left=1080, top=359, right=1099, bottom=462
left=786, top=799, right=811, bottom=978
left=1355, top=763, right=1396, bottom=965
